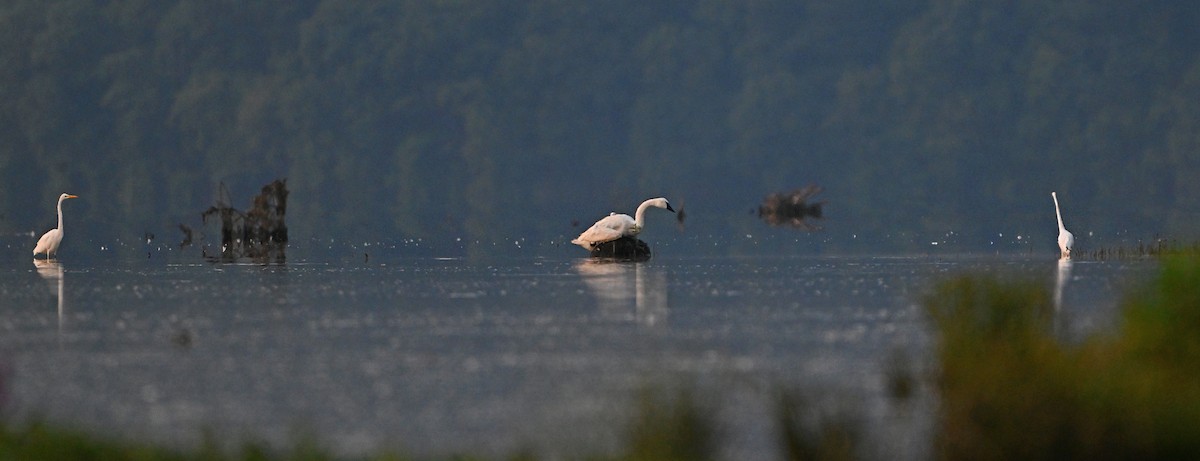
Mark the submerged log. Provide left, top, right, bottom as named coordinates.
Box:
left=758, top=185, right=825, bottom=231
left=589, top=236, right=652, bottom=261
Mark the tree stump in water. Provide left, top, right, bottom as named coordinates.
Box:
left=758, top=184, right=825, bottom=231
left=199, top=179, right=288, bottom=262
left=589, top=236, right=652, bottom=261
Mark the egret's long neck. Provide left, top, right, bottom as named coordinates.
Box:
left=634, top=200, right=653, bottom=228
left=56, top=198, right=65, bottom=232
left=1053, top=194, right=1065, bottom=232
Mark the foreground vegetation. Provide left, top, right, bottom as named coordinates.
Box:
left=0, top=423, right=314, bottom=461
left=925, top=255, right=1200, bottom=459
left=0, top=390, right=840, bottom=461
left=5, top=255, right=1200, bottom=460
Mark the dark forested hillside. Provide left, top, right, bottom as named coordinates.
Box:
left=3, top=0, right=1198, bottom=255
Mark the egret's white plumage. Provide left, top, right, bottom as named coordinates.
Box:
left=572, top=197, right=674, bottom=251
left=33, top=193, right=78, bottom=259
left=1052, top=191, right=1074, bottom=259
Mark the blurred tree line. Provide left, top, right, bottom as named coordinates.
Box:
left=2, top=0, right=1198, bottom=254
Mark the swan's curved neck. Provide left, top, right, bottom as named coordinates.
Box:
left=1053, top=194, right=1065, bottom=232
left=634, top=199, right=654, bottom=228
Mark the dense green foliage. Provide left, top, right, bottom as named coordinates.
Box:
left=3, top=1, right=1199, bottom=254
left=925, top=256, right=1200, bottom=460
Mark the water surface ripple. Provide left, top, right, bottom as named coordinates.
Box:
left=0, top=254, right=1153, bottom=460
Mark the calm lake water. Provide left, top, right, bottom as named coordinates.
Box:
left=0, top=244, right=1158, bottom=460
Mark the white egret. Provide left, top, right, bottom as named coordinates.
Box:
left=33, top=193, right=79, bottom=259
left=572, top=197, right=674, bottom=252
left=1051, top=191, right=1074, bottom=259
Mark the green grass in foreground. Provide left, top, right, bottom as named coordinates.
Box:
left=925, top=255, right=1200, bottom=460
left=0, top=422, right=374, bottom=461
left=0, top=393, right=845, bottom=461
left=6, top=255, right=1200, bottom=460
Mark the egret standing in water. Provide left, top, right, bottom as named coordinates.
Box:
left=572, top=197, right=674, bottom=252
left=1052, top=191, right=1074, bottom=259
left=33, top=193, right=79, bottom=260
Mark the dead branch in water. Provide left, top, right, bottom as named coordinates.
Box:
left=758, top=185, right=825, bottom=231
left=198, top=179, right=288, bottom=262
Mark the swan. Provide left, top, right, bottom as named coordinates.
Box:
left=1052, top=192, right=1074, bottom=259
left=572, top=197, right=674, bottom=252
left=33, top=193, right=78, bottom=259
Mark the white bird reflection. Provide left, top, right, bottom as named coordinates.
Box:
left=33, top=259, right=65, bottom=333
left=574, top=260, right=668, bottom=326
left=1054, top=258, right=1072, bottom=311
left=1053, top=258, right=1073, bottom=336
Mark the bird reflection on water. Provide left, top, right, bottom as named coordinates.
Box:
left=33, top=259, right=65, bottom=334
left=1054, top=258, right=1073, bottom=336
left=574, top=260, right=667, bottom=326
